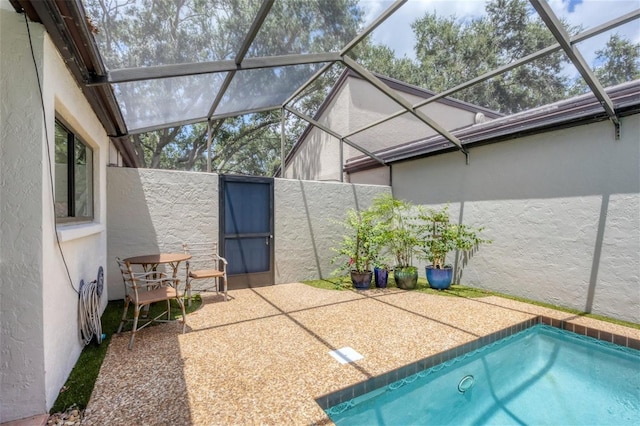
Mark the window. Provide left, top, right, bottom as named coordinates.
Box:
left=54, top=119, right=93, bottom=222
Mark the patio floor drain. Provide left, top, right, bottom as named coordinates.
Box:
left=329, top=347, right=364, bottom=364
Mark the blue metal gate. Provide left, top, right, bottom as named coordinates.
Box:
left=219, top=175, right=274, bottom=288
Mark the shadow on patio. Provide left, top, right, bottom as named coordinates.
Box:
left=82, top=283, right=640, bottom=425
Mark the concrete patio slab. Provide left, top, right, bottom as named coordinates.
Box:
left=82, top=283, right=639, bottom=425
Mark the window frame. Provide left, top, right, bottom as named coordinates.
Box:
left=54, top=117, right=95, bottom=225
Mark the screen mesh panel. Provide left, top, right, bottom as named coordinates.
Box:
left=84, top=0, right=263, bottom=69
left=115, top=73, right=226, bottom=132
left=214, top=64, right=328, bottom=117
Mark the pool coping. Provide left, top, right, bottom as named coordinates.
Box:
left=315, top=315, right=640, bottom=410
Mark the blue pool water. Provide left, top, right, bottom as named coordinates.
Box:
left=327, top=325, right=640, bottom=425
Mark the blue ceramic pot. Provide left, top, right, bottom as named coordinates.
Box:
left=374, top=267, right=389, bottom=288
left=350, top=270, right=372, bottom=289
left=426, top=266, right=453, bottom=289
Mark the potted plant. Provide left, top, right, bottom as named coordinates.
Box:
left=369, top=194, right=420, bottom=290
left=372, top=259, right=391, bottom=288
left=417, top=206, right=491, bottom=290
left=331, top=208, right=383, bottom=290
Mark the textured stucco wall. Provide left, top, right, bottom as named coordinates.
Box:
left=42, top=26, right=110, bottom=413
left=1, top=5, right=110, bottom=421
left=274, top=179, right=391, bottom=283
left=107, top=168, right=219, bottom=300
left=0, top=7, right=47, bottom=421
left=344, top=77, right=478, bottom=155
left=285, top=127, right=343, bottom=182
left=392, top=115, right=640, bottom=324
left=284, top=76, right=349, bottom=182
left=106, top=170, right=390, bottom=296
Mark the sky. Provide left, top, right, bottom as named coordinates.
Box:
left=358, top=0, right=640, bottom=78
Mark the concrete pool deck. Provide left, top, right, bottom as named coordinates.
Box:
left=82, top=283, right=640, bottom=425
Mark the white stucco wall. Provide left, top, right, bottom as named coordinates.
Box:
left=285, top=127, right=343, bottom=181
left=106, top=169, right=390, bottom=297
left=274, top=179, right=391, bottom=283
left=392, top=115, right=640, bottom=324
left=107, top=168, right=219, bottom=300
left=1, top=4, right=110, bottom=422
left=1, top=6, right=46, bottom=421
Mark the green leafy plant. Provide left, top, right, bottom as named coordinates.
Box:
left=331, top=208, right=385, bottom=274
left=417, top=205, right=491, bottom=269
left=368, top=194, right=419, bottom=269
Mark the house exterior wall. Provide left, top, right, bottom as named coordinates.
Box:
left=392, top=115, right=640, bottom=324
left=106, top=168, right=390, bottom=297
left=284, top=76, right=350, bottom=182
left=348, top=167, right=390, bottom=186
left=284, top=127, right=343, bottom=182
left=1, top=6, right=46, bottom=421
left=343, top=77, right=478, bottom=156
left=285, top=75, right=480, bottom=183
left=1, top=4, right=110, bottom=422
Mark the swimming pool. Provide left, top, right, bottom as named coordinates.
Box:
left=326, top=324, right=640, bottom=425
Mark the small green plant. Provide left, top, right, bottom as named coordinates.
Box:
left=417, top=205, right=491, bottom=269
left=368, top=193, right=419, bottom=269
left=331, top=208, right=386, bottom=274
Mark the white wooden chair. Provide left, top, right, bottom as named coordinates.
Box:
left=116, top=257, right=187, bottom=349
left=182, top=242, right=228, bottom=305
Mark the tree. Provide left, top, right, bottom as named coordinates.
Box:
left=353, top=40, right=422, bottom=86
left=595, top=35, right=640, bottom=86
left=411, top=0, right=574, bottom=114
left=570, top=34, right=640, bottom=94
left=85, top=0, right=363, bottom=174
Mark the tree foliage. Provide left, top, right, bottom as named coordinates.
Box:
left=411, top=0, right=574, bottom=113
left=87, top=0, right=639, bottom=174
left=86, top=0, right=362, bottom=174
left=571, top=34, right=640, bottom=94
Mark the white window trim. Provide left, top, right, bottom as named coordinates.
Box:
left=56, top=222, right=105, bottom=243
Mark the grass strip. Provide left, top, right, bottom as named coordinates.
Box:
left=51, top=296, right=201, bottom=413
left=302, top=274, right=490, bottom=298
left=302, top=275, right=639, bottom=329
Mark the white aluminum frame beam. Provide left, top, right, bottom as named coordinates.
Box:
left=344, top=9, right=639, bottom=140
left=284, top=106, right=386, bottom=166
left=279, top=0, right=408, bottom=170
left=206, top=0, right=275, bottom=119
left=342, top=55, right=468, bottom=157
left=341, top=0, right=407, bottom=55
left=283, top=0, right=407, bottom=111
left=530, top=0, right=620, bottom=135
left=283, top=62, right=337, bottom=107
left=284, top=0, right=407, bottom=106
left=88, top=53, right=339, bottom=86
left=127, top=105, right=279, bottom=134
